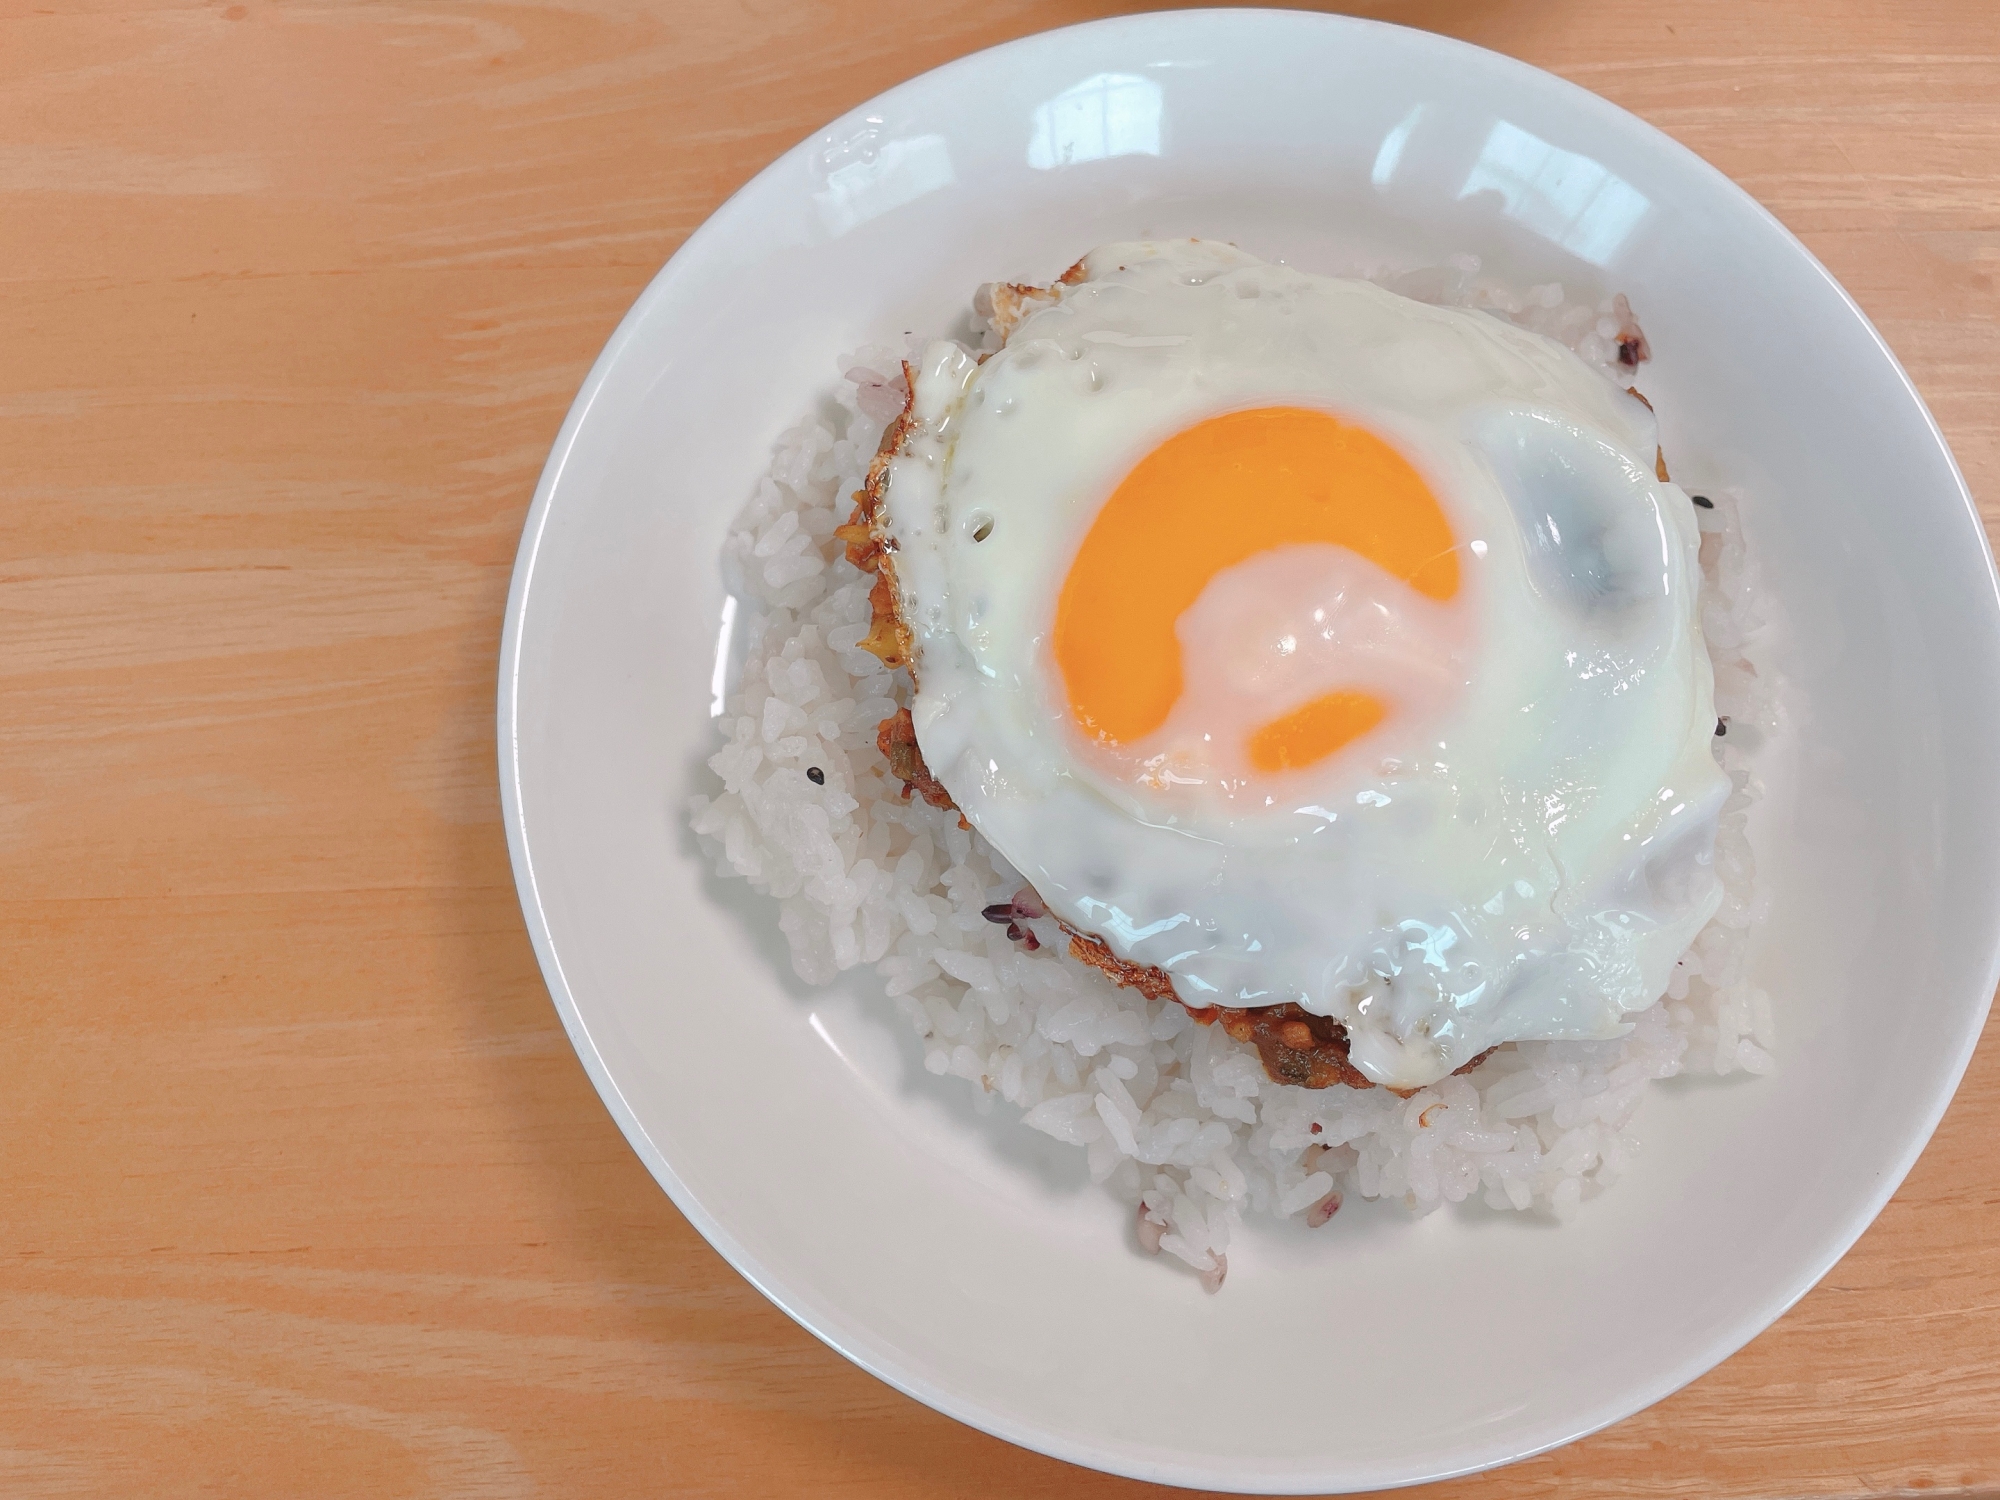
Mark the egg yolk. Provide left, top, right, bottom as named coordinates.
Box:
left=1053, top=406, right=1459, bottom=771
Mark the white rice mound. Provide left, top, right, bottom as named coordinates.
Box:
left=690, top=268, right=1778, bottom=1290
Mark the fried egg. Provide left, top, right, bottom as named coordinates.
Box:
left=879, top=240, right=1727, bottom=1090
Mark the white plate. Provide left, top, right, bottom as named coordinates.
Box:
left=499, top=11, right=2000, bottom=1491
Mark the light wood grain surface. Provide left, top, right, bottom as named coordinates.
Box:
left=6, top=0, right=1998, bottom=1494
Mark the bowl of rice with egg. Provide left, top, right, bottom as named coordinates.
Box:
left=500, top=11, right=2000, bottom=1490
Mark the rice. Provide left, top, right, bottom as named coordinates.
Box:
left=689, top=265, right=1777, bottom=1289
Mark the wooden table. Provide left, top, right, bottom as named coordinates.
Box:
left=7, top=0, right=1997, bottom=1493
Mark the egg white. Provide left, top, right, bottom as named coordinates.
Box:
left=881, top=240, right=1727, bottom=1089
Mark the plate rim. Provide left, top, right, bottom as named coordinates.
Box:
left=495, top=9, right=2000, bottom=1490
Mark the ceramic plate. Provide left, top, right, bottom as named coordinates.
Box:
left=498, top=11, right=2000, bottom=1490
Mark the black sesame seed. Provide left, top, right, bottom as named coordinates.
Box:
left=806, top=766, right=825, bottom=785
left=1691, top=493, right=1715, bottom=510
left=981, top=902, right=1015, bottom=925
left=1715, top=718, right=1728, bottom=737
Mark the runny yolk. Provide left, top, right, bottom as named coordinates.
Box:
left=1247, top=690, right=1389, bottom=773
left=1052, top=406, right=1459, bottom=771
